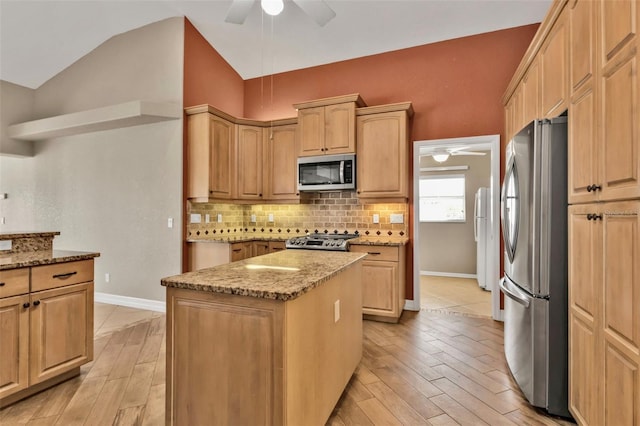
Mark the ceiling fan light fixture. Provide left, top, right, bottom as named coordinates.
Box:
left=433, top=154, right=450, bottom=163
left=261, top=0, right=284, bottom=16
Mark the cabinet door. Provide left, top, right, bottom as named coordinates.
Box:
left=298, top=107, right=325, bottom=156
left=541, top=8, right=568, bottom=118
left=265, top=125, right=299, bottom=201
left=599, top=47, right=639, bottom=201
left=209, top=115, right=235, bottom=199
left=230, top=242, right=252, bottom=262
left=186, top=113, right=212, bottom=199
left=522, top=60, right=540, bottom=125
left=356, top=111, right=408, bottom=199
left=601, top=201, right=639, bottom=426
left=568, top=204, right=602, bottom=425
left=29, top=282, right=93, bottom=385
left=568, top=87, right=598, bottom=203
left=0, top=294, right=29, bottom=400
left=569, top=0, right=595, bottom=93
left=236, top=125, right=263, bottom=201
left=361, top=260, right=398, bottom=317
left=324, top=102, right=356, bottom=154
left=253, top=241, right=269, bottom=257
left=512, top=84, right=525, bottom=134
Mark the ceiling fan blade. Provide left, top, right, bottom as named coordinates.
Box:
left=225, top=0, right=256, bottom=24
left=448, top=146, right=470, bottom=153
left=293, top=0, right=336, bottom=26
left=451, top=151, right=486, bottom=156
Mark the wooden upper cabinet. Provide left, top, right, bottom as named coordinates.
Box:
left=264, top=124, right=299, bottom=201
left=236, top=125, right=264, bottom=201
left=569, top=0, right=595, bottom=93
left=598, top=0, right=639, bottom=202
left=568, top=86, right=598, bottom=204
left=522, top=59, right=540, bottom=125
left=294, top=94, right=365, bottom=157
left=541, top=7, right=569, bottom=118
left=186, top=108, right=235, bottom=201
left=356, top=104, right=412, bottom=201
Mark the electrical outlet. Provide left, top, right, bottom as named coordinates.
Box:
left=0, top=240, right=11, bottom=251
left=205, top=214, right=210, bottom=223
left=250, top=214, right=257, bottom=223
left=167, top=217, right=173, bottom=228
left=268, top=213, right=274, bottom=222
left=372, top=214, right=380, bottom=224
left=190, top=213, right=201, bottom=223
left=390, top=213, right=404, bottom=224
left=0, top=217, right=5, bottom=225
left=105, top=273, right=110, bottom=283
left=217, top=214, right=223, bottom=223
left=334, top=300, right=340, bottom=323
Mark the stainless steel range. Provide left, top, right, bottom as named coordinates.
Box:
left=285, top=233, right=358, bottom=252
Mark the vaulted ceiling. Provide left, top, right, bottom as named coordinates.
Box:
left=0, top=0, right=550, bottom=90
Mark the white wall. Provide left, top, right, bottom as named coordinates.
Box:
left=0, top=80, right=35, bottom=156
left=0, top=17, right=184, bottom=302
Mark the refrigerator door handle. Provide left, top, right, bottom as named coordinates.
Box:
left=474, top=192, right=479, bottom=241
left=500, top=277, right=531, bottom=308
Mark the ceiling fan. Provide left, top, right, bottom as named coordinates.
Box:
left=225, top=0, right=336, bottom=26
left=423, top=146, right=486, bottom=163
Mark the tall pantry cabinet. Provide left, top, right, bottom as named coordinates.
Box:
left=504, top=1, right=640, bottom=424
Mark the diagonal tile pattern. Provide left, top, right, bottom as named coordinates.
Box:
left=0, top=304, right=574, bottom=425
left=421, top=275, right=492, bottom=317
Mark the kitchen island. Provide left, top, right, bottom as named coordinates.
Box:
left=161, top=250, right=367, bottom=426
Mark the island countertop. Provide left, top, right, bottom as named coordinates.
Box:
left=0, top=249, right=100, bottom=270
left=161, top=250, right=367, bottom=301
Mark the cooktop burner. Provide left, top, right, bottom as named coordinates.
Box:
left=285, top=233, right=359, bottom=252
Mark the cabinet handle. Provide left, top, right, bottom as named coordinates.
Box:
left=23, top=302, right=30, bottom=308
left=587, top=213, right=603, bottom=221
left=0, top=282, right=5, bottom=287
left=296, top=193, right=300, bottom=196
left=367, top=252, right=381, bottom=255
left=259, top=193, right=262, bottom=197
left=33, top=300, right=40, bottom=306
left=53, top=271, right=77, bottom=280
left=587, top=184, right=602, bottom=192
left=232, top=248, right=242, bottom=252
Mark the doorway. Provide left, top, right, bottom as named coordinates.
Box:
left=411, top=135, right=502, bottom=321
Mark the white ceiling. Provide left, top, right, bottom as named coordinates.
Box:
left=0, top=0, right=551, bottom=90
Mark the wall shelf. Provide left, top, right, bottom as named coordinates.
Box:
left=7, top=100, right=182, bottom=141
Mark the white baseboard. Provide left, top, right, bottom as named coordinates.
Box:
left=95, top=292, right=165, bottom=313
left=420, top=270, right=477, bottom=280
left=404, top=299, right=420, bottom=311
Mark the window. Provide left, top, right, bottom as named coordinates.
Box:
left=419, top=175, right=466, bottom=222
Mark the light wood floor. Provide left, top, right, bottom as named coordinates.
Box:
left=420, top=275, right=492, bottom=318
left=0, top=304, right=575, bottom=425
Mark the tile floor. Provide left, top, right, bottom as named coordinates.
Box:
left=420, top=275, right=492, bottom=318
left=94, top=303, right=163, bottom=337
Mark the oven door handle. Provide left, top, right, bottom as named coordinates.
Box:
left=499, top=277, right=530, bottom=308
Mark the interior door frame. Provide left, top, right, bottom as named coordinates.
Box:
left=410, top=134, right=502, bottom=321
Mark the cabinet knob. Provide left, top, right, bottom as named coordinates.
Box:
left=259, top=193, right=262, bottom=197
left=33, top=300, right=41, bottom=306
left=23, top=302, right=30, bottom=308
left=0, top=282, right=5, bottom=287
left=587, top=213, right=603, bottom=221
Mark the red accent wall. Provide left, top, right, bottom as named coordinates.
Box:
left=183, top=18, right=244, bottom=115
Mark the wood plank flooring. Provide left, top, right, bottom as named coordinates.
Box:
left=0, top=304, right=575, bottom=425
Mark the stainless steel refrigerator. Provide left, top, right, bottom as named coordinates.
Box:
left=499, top=116, right=571, bottom=418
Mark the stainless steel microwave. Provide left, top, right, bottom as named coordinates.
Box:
left=297, top=154, right=355, bottom=191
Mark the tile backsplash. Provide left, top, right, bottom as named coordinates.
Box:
left=187, top=191, right=408, bottom=239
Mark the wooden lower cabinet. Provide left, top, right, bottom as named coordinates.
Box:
left=350, top=244, right=405, bottom=322
left=29, top=282, right=93, bottom=385
left=0, top=259, right=95, bottom=407
left=569, top=201, right=640, bottom=425
left=166, top=262, right=363, bottom=425
left=0, top=294, right=30, bottom=400
left=268, top=241, right=286, bottom=253
left=253, top=240, right=270, bottom=257
left=230, top=242, right=253, bottom=262
left=188, top=240, right=289, bottom=271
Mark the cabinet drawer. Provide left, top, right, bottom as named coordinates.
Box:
left=31, top=260, right=94, bottom=292
left=350, top=245, right=398, bottom=262
left=0, top=268, right=30, bottom=299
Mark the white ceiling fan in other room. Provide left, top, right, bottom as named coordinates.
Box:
left=423, top=146, right=486, bottom=163
left=225, top=0, right=336, bottom=26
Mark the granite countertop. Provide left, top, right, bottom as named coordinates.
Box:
left=161, top=250, right=367, bottom=301
left=0, top=250, right=100, bottom=270
left=0, top=231, right=61, bottom=239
